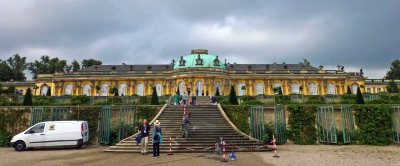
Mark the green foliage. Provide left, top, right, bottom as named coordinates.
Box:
left=23, top=88, right=33, bottom=106
left=137, top=96, right=151, bottom=105
left=69, top=107, right=100, bottom=144
left=385, top=59, right=400, bottom=79
left=0, top=84, right=2, bottom=95
left=387, top=80, right=399, bottom=93
left=217, top=96, right=229, bottom=105
left=33, top=96, right=53, bottom=106
left=239, top=96, right=264, bottom=105
left=151, top=87, right=159, bottom=105
left=0, top=59, right=14, bottom=81
left=215, top=87, right=220, bottom=96
left=221, top=105, right=249, bottom=134
left=305, top=96, right=324, bottom=104
left=71, top=60, right=80, bottom=72
left=0, top=54, right=27, bottom=81
left=109, top=87, right=118, bottom=96
left=286, top=104, right=317, bottom=144
left=273, top=86, right=282, bottom=95
left=7, top=85, right=16, bottom=94
left=353, top=105, right=393, bottom=145
left=0, top=108, right=30, bottom=146
left=71, top=95, right=90, bottom=105
left=81, top=59, right=102, bottom=68
left=340, top=94, right=356, bottom=104
left=356, top=87, right=365, bottom=104
left=262, top=122, right=274, bottom=144
left=28, top=55, right=68, bottom=79
left=347, top=86, right=352, bottom=94
left=229, top=85, right=238, bottom=105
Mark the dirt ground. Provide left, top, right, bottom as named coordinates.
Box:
left=1, top=145, right=399, bottom=166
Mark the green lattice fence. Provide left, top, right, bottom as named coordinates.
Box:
left=317, top=106, right=337, bottom=144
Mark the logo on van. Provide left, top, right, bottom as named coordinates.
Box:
left=49, top=124, right=55, bottom=131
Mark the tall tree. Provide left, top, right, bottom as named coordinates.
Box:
left=151, top=87, right=160, bottom=105
left=0, top=60, right=13, bottom=81
left=23, top=88, right=33, bottom=106
left=28, top=56, right=68, bottom=79
left=71, top=60, right=81, bottom=72
left=387, top=80, right=399, bottom=93
left=386, top=59, right=400, bottom=79
left=356, top=87, right=365, bottom=104
left=229, top=85, right=238, bottom=105
left=346, top=86, right=352, bottom=94
left=215, top=87, right=220, bottom=96
left=81, top=59, right=102, bottom=68
left=6, top=54, right=27, bottom=81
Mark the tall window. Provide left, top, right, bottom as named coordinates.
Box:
left=309, top=83, right=318, bottom=95
left=179, top=82, right=186, bottom=95
left=100, top=84, right=108, bottom=96
left=136, top=83, right=144, bottom=96
left=256, top=83, right=263, bottom=95
left=327, top=83, right=335, bottom=95
left=367, top=88, right=371, bottom=93
left=118, top=83, right=126, bottom=96
left=291, top=83, right=299, bottom=94
left=156, top=83, right=162, bottom=96
left=238, top=83, right=245, bottom=96
left=83, top=84, right=91, bottom=96
left=65, top=84, right=73, bottom=95
left=40, top=85, right=49, bottom=96
left=352, top=84, right=358, bottom=94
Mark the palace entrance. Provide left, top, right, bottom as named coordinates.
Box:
left=196, top=81, right=203, bottom=96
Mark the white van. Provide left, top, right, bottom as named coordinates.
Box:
left=10, top=121, right=89, bottom=151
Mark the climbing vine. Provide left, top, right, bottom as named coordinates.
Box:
left=286, top=104, right=317, bottom=144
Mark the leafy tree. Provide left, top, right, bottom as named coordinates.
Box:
left=229, top=85, right=238, bottom=105
left=109, top=87, right=118, bottom=96
left=356, top=87, right=365, bottom=104
left=46, top=88, right=51, bottom=96
left=385, top=59, right=400, bottom=79
left=28, top=56, right=68, bottom=79
left=23, top=88, right=33, bottom=106
left=6, top=54, right=27, bottom=81
left=95, top=85, right=101, bottom=95
left=176, top=87, right=180, bottom=95
left=7, top=85, right=16, bottom=94
left=71, top=60, right=81, bottom=72
left=0, top=60, right=13, bottom=81
left=151, top=87, right=159, bottom=105
left=81, top=59, right=102, bottom=68
left=215, top=87, right=220, bottom=96
left=387, top=80, right=399, bottom=93
left=346, top=85, right=352, bottom=94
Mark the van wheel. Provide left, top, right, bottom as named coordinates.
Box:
left=14, top=141, right=26, bottom=151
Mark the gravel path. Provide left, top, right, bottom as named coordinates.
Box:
left=1, top=145, right=399, bottom=166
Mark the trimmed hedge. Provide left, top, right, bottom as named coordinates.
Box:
left=286, top=104, right=317, bottom=144
left=354, top=105, right=393, bottom=145
left=221, top=105, right=250, bottom=134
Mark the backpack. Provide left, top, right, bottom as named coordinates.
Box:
left=153, top=133, right=160, bottom=141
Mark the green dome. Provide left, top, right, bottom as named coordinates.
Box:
left=173, top=54, right=225, bottom=69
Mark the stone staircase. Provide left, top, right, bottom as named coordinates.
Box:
left=105, top=105, right=268, bottom=153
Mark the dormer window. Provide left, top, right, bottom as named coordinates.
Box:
left=111, top=66, right=116, bottom=71
left=214, top=56, right=220, bottom=66
left=179, top=56, right=186, bottom=66
left=196, top=54, right=203, bottom=65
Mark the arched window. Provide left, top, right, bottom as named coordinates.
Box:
left=40, top=85, right=49, bottom=96
left=291, top=83, right=299, bottom=94
left=118, top=83, right=126, bottom=96
left=100, top=84, right=109, bottom=96
left=179, top=82, right=186, bottom=95
left=352, top=84, right=358, bottom=94
left=65, top=84, right=73, bottom=95
left=309, top=83, right=318, bottom=95
left=136, top=83, right=144, bottom=96
left=327, top=83, right=335, bottom=95
left=155, top=83, right=162, bottom=96
left=256, top=83, right=263, bottom=95
left=273, top=83, right=282, bottom=94
left=83, top=84, right=91, bottom=96
left=238, top=83, right=245, bottom=96
left=215, top=82, right=221, bottom=95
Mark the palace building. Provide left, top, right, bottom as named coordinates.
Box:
left=33, top=49, right=367, bottom=97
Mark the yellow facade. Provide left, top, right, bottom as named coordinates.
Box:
left=34, top=50, right=367, bottom=96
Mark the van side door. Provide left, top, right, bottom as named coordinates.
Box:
left=26, top=123, right=46, bottom=147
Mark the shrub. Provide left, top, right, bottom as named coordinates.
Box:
left=286, top=104, right=317, bottom=144
left=222, top=105, right=249, bottom=134
left=354, top=105, right=393, bottom=145
left=23, top=88, right=33, bottom=106
left=71, top=95, right=90, bottom=105
left=355, top=87, right=365, bottom=104
left=229, top=85, right=238, bottom=105
left=151, top=87, right=159, bottom=105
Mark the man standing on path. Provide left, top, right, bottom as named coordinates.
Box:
left=182, top=92, right=187, bottom=105
left=138, top=119, right=150, bottom=155
left=181, top=113, right=191, bottom=138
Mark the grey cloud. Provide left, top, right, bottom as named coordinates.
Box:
left=0, top=0, right=399, bottom=80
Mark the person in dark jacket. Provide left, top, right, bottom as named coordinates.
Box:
left=138, top=119, right=150, bottom=155
left=181, top=113, right=191, bottom=138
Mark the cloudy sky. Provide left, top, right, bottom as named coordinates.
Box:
left=1, top=0, right=399, bottom=80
